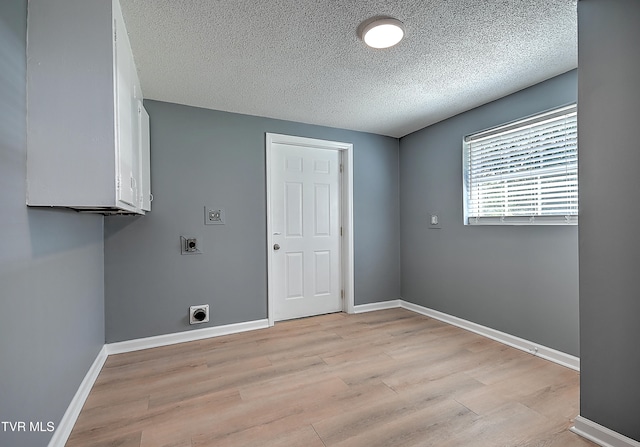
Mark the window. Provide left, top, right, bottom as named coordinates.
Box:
left=463, top=104, right=577, bottom=225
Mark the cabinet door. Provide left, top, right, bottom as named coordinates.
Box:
left=114, top=6, right=137, bottom=207
left=138, top=102, right=152, bottom=211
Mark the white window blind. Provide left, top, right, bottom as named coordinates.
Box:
left=463, top=104, right=578, bottom=225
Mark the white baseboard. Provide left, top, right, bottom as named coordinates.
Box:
left=351, top=298, right=579, bottom=370
left=571, top=416, right=640, bottom=447
left=49, top=319, right=270, bottom=445
left=106, top=319, right=270, bottom=355
left=50, top=305, right=583, bottom=446
left=353, top=299, right=401, bottom=314
left=48, top=345, right=108, bottom=447
left=399, top=300, right=580, bottom=371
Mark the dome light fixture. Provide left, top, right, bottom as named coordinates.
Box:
left=359, top=17, right=405, bottom=49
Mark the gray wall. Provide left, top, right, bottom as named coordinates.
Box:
left=578, top=0, right=640, bottom=441
left=0, top=1, right=105, bottom=446
left=399, top=70, right=579, bottom=356
left=105, top=101, right=400, bottom=342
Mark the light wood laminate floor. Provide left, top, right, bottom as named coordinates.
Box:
left=67, top=309, right=595, bottom=447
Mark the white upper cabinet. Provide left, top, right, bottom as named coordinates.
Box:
left=138, top=103, right=152, bottom=212
left=26, top=0, right=151, bottom=214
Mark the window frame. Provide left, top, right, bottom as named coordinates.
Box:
left=462, top=104, right=578, bottom=226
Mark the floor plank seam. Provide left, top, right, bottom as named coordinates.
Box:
left=311, top=423, right=328, bottom=447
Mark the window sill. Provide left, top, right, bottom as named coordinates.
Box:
left=466, top=216, right=578, bottom=226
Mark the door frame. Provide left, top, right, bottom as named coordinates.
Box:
left=265, top=133, right=354, bottom=327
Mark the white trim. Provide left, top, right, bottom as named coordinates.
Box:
left=350, top=299, right=579, bottom=371
left=399, top=300, right=580, bottom=371
left=342, top=142, right=355, bottom=315
left=571, top=416, right=640, bottom=447
left=106, top=319, right=269, bottom=355
left=50, top=319, right=269, bottom=445
left=353, top=300, right=401, bottom=314
left=50, top=302, right=586, bottom=446
left=265, top=133, right=354, bottom=325
left=465, top=103, right=577, bottom=142
left=48, top=346, right=108, bottom=447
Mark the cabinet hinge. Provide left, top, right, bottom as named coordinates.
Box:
left=341, top=290, right=344, bottom=299
left=340, top=163, right=343, bottom=173
left=113, top=20, right=117, bottom=42
left=340, top=227, right=343, bottom=236
left=116, top=176, right=121, bottom=190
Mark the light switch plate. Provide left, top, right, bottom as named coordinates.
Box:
left=429, top=213, right=441, bottom=229
left=205, top=207, right=225, bottom=225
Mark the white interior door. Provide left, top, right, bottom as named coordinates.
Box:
left=270, top=141, right=342, bottom=321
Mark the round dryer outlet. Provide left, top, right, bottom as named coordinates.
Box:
left=189, top=305, right=209, bottom=324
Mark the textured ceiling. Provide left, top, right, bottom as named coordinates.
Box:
left=119, top=0, right=577, bottom=138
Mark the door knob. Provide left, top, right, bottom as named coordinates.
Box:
left=273, top=244, right=280, bottom=251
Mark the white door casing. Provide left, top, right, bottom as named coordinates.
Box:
left=266, top=134, right=354, bottom=325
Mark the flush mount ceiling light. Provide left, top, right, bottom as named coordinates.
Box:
left=359, top=17, right=405, bottom=49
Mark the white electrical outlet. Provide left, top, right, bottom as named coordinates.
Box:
left=189, top=305, right=209, bottom=324
left=205, top=207, right=225, bottom=225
